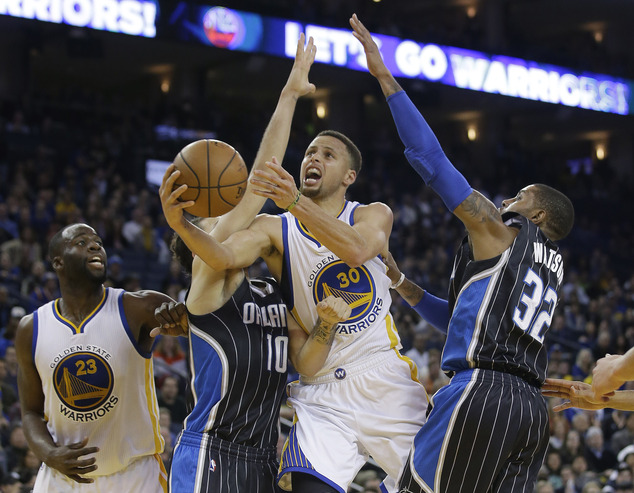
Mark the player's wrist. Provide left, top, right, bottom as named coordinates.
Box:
left=390, top=272, right=405, bottom=289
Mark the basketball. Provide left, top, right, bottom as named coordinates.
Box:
left=172, top=139, right=248, bottom=217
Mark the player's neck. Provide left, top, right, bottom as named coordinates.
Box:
left=312, top=192, right=346, bottom=217
left=59, top=285, right=105, bottom=322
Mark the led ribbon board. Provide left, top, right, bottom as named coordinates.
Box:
left=0, top=0, right=157, bottom=37
left=170, top=4, right=632, bottom=115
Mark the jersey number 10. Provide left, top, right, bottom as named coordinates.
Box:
left=266, top=334, right=289, bottom=373
left=512, top=269, right=558, bottom=343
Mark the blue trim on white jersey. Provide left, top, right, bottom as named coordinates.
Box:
left=280, top=214, right=295, bottom=310
left=348, top=201, right=360, bottom=226
left=32, top=310, right=39, bottom=361
left=117, top=289, right=152, bottom=359
left=294, top=217, right=322, bottom=248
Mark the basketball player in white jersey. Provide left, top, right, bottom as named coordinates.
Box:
left=160, top=94, right=428, bottom=493
left=15, top=223, right=187, bottom=492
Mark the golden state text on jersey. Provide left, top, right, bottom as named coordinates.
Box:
left=51, top=345, right=119, bottom=421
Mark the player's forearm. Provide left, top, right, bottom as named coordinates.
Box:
left=173, top=218, right=239, bottom=270
left=601, top=391, right=634, bottom=411
left=289, top=200, right=382, bottom=267
left=293, top=318, right=337, bottom=377
left=238, top=89, right=300, bottom=210
left=386, top=91, right=472, bottom=212
left=373, top=68, right=403, bottom=98
left=217, top=92, right=301, bottom=240
left=22, top=412, right=58, bottom=463
left=395, top=277, right=424, bottom=306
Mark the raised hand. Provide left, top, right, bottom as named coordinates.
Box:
left=349, top=14, right=389, bottom=79
left=159, top=163, right=195, bottom=231
left=250, top=157, right=300, bottom=210
left=284, top=33, right=317, bottom=98
left=45, top=437, right=99, bottom=483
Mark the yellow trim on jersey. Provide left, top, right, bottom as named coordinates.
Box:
left=145, top=359, right=164, bottom=453
left=54, top=287, right=107, bottom=334
left=386, top=313, right=430, bottom=402
left=296, top=200, right=347, bottom=240
left=154, top=453, right=168, bottom=492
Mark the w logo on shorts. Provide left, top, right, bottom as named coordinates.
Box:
left=334, top=368, right=346, bottom=380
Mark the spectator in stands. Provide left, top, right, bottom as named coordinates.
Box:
left=0, top=205, right=18, bottom=245
left=0, top=307, right=25, bottom=358
left=584, top=426, right=618, bottom=473
left=611, top=413, right=634, bottom=456
left=153, top=335, right=188, bottom=384
left=27, top=271, right=59, bottom=311
left=572, top=348, right=596, bottom=382
left=157, top=375, right=188, bottom=435
left=104, top=254, right=125, bottom=288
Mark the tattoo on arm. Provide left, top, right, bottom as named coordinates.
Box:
left=460, top=192, right=500, bottom=223
left=398, top=280, right=424, bottom=306
left=311, top=320, right=337, bottom=345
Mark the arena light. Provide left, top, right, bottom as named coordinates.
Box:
left=167, top=5, right=633, bottom=115
left=0, top=0, right=158, bottom=37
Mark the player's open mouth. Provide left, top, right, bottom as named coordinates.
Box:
left=89, top=256, right=104, bottom=267
left=304, top=167, right=322, bottom=186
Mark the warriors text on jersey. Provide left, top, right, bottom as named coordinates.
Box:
left=444, top=212, right=564, bottom=385
left=280, top=200, right=399, bottom=375
left=33, top=287, right=164, bottom=477
left=183, top=277, right=289, bottom=448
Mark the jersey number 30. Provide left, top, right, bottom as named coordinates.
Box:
left=512, top=269, right=558, bottom=343
left=266, top=334, right=288, bottom=373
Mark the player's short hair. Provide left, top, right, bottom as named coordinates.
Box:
left=48, top=224, right=74, bottom=261
left=170, top=217, right=206, bottom=276
left=317, top=130, right=362, bottom=174
left=532, top=184, right=574, bottom=241
left=170, top=231, right=194, bottom=276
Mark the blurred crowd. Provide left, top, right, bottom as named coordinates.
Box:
left=1, top=71, right=634, bottom=492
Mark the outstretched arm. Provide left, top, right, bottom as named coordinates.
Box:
left=251, top=160, right=392, bottom=267
left=541, top=378, right=634, bottom=411
left=382, top=251, right=449, bottom=333
left=160, top=34, right=316, bottom=261
left=16, top=316, right=99, bottom=483
left=350, top=15, right=515, bottom=260
left=213, top=33, right=317, bottom=241
left=288, top=296, right=351, bottom=377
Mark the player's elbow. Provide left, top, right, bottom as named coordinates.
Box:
left=341, top=250, right=372, bottom=269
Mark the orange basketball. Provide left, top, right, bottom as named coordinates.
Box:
left=172, top=139, right=248, bottom=217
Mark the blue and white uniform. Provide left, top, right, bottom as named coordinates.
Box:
left=169, top=277, right=289, bottom=493
left=32, top=287, right=167, bottom=493
left=277, top=201, right=428, bottom=493
left=399, top=214, right=560, bottom=493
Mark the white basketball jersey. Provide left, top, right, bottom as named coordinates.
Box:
left=280, top=200, right=402, bottom=375
left=33, top=287, right=164, bottom=477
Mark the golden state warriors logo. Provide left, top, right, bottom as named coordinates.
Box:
left=53, top=352, right=114, bottom=412
left=312, top=260, right=376, bottom=323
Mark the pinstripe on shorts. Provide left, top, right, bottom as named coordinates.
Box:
left=169, top=430, right=280, bottom=493
left=398, top=368, right=549, bottom=493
